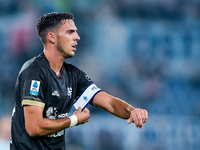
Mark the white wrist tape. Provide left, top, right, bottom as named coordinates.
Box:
left=69, top=115, right=78, bottom=127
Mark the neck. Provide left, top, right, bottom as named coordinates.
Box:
left=43, top=47, right=65, bottom=77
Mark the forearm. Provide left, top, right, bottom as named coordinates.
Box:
left=109, top=97, right=135, bottom=119
left=25, top=106, right=89, bottom=137
left=24, top=106, right=73, bottom=137
left=93, top=91, right=148, bottom=128
left=37, top=118, right=70, bottom=136
left=93, top=91, right=135, bottom=119
left=26, top=117, right=71, bottom=137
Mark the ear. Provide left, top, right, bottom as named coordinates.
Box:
left=47, top=32, right=56, bottom=44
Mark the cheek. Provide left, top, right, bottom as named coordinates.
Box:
left=59, top=38, right=70, bottom=48
left=62, top=42, right=71, bottom=50
left=63, top=37, right=71, bottom=45
left=57, top=34, right=72, bottom=50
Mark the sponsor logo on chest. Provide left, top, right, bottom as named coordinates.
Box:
left=52, top=87, right=72, bottom=98
left=52, top=90, right=60, bottom=97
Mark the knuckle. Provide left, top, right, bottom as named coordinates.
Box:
left=145, top=110, right=148, bottom=115
left=87, top=114, right=90, bottom=118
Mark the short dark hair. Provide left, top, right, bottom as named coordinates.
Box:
left=36, top=12, right=74, bottom=44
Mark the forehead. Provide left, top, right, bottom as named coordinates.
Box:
left=67, top=19, right=74, bottom=25
left=59, top=19, right=77, bottom=30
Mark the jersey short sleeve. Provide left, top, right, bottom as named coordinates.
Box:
left=77, top=72, right=93, bottom=95
left=20, top=65, right=46, bottom=108
left=72, top=66, right=102, bottom=110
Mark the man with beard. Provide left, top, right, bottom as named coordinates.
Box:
left=10, top=12, right=148, bottom=150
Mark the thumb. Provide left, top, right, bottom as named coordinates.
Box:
left=127, top=117, right=132, bottom=124
left=77, top=106, right=82, bottom=112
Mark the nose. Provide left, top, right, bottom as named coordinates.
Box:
left=75, top=33, right=80, bottom=41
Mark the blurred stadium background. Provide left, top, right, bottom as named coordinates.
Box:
left=0, top=0, right=200, bottom=149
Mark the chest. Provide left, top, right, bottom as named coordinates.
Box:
left=43, top=76, right=77, bottom=119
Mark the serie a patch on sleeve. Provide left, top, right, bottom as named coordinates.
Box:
left=30, top=80, right=40, bottom=96
left=74, top=83, right=102, bottom=110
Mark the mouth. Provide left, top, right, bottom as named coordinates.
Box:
left=72, top=43, right=77, bottom=51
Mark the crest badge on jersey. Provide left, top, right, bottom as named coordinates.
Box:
left=30, top=80, right=40, bottom=96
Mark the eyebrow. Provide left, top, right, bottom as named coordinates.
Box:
left=66, top=29, right=78, bottom=33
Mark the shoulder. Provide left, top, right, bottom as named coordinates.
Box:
left=63, top=62, right=78, bottom=70
left=63, top=62, right=91, bottom=82
left=63, top=62, right=82, bottom=73
left=63, top=63, right=89, bottom=79
left=19, top=53, right=48, bottom=77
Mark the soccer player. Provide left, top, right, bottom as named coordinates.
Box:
left=10, top=12, right=148, bottom=150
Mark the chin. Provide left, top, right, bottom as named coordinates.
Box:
left=64, top=53, right=75, bottom=59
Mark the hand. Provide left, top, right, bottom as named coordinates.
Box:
left=74, top=106, right=90, bottom=125
left=127, top=108, right=148, bottom=128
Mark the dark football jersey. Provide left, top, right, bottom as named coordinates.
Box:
left=10, top=53, right=99, bottom=150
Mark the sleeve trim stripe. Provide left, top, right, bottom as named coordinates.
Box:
left=22, top=100, right=45, bottom=108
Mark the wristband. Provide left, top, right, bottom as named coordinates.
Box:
left=69, top=115, right=78, bottom=127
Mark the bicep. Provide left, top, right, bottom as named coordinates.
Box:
left=24, top=105, right=44, bottom=135
left=24, top=105, right=43, bottom=121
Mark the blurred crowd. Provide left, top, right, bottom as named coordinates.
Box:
left=0, top=0, right=200, bottom=149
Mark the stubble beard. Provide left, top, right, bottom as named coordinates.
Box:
left=57, top=39, right=74, bottom=59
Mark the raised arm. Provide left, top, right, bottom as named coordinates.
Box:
left=92, top=91, right=148, bottom=128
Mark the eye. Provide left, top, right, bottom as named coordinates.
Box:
left=67, top=30, right=75, bottom=34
